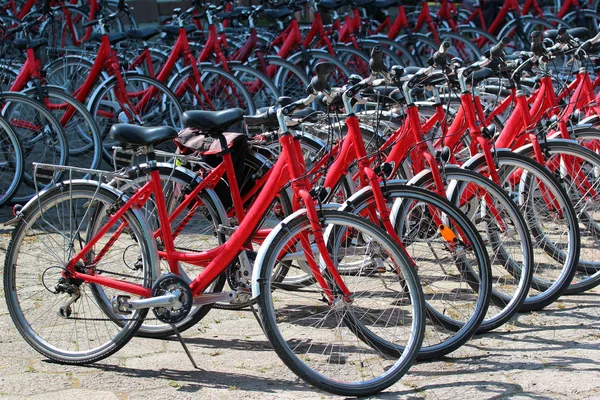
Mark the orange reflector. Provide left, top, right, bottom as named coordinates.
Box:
left=439, top=224, right=458, bottom=243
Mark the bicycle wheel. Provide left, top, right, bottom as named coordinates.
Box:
left=88, top=73, right=184, bottom=163
left=457, top=25, right=499, bottom=51
left=23, top=86, right=101, bottom=171
left=98, top=163, right=228, bottom=337
left=255, top=209, right=425, bottom=396
left=229, top=62, right=280, bottom=110
left=464, top=149, right=580, bottom=311
left=0, top=116, right=23, bottom=206
left=169, top=65, right=256, bottom=115
left=335, top=45, right=371, bottom=77
left=249, top=55, right=310, bottom=101
left=4, top=181, right=156, bottom=364
left=1, top=91, right=68, bottom=204
left=411, top=168, right=534, bottom=332
left=45, top=54, right=102, bottom=95
left=516, top=140, right=600, bottom=294
left=340, top=183, right=491, bottom=360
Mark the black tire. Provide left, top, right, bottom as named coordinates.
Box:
left=2, top=91, right=69, bottom=204
left=168, top=64, right=256, bottom=115
left=0, top=116, right=24, bottom=206
left=22, top=86, right=102, bottom=172
left=229, top=62, right=280, bottom=110
left=463, top=150, right=580, bottom=311
left=255, top=209, right=425, bottom=396
left=87, top=73, right=184, bottom=163
left=411, top=168, right=534, bottom=332
left=248, top=56, right=310, bottom=101
left=339, top=183, right=492, bottom=360
left=514, top=139, right=600, bottom=294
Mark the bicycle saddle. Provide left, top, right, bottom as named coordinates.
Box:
left=263, top=8, right=293, bottom=21
left=13, top=38, right=48, bottom=51
left=543, top=27, right=589, bottom=42
left=375, top=0, right=400, bottom=9
left=182, top=108, right=245, bottom=136
left=109, top=124, right=178, bottom=147
left=89, top=32, right=128, bottom=45
left=162, top=24, right=197, bottom=37
left=127, top=27, right=161, bottom=41
left=245, top=107, right=321, bottom=127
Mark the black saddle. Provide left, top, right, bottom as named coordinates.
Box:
left=162, top=24, right=197, bottom=37
left=110, top=124, right=178, bottom=147
left=14, top=38, right=48, bottom=51
left=89, top=31, right=128, bottom=45
left=543, top=27, right=589, bottom=42
left=127, top=27, right=161, bottom=41
left=263, top=8, right=293, bottom=21
left=182, top=108, right=245, bottom=137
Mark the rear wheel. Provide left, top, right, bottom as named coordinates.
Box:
left=88, top=73, right=184, bottom=163
left=4, top=182, right=155, bottom=363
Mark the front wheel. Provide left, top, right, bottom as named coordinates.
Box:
left=340, top=183, right=492, bottom=360
left=255, top=209, right=425, bottom=396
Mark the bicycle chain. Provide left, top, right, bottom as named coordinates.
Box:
left=65, top=266, right=160, bottom=322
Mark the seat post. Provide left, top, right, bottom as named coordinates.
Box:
left=146, top=145, right=158, bottom=170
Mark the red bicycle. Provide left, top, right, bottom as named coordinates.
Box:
left=3, top=63, right=426, bottom=397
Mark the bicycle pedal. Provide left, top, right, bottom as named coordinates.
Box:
left=112, top=295, right=132, bottom=315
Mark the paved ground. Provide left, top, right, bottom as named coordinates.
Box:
left=0, top=213, right=599, bottom=399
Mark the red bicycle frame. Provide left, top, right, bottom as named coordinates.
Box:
left=64, top=128, right=355, bottom=303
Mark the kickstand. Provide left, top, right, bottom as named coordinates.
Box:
left=249, top=302, right=266, bottom=335
left=170, top=323, right=201, bottom=370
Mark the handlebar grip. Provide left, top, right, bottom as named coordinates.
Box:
left=308, top=62, right=335, bottom=93
left=83, top=19, right=99, bottom=28
left=530, top=30, right=545, bottom=56
left=432, top=41, right=451, bottom=70
left=489, top=36, right=510, bottom=58
left=369, top=45, right=387, bottom=74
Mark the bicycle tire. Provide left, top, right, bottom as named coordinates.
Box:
left=255, top=209, right=425, bottom=396
left=87, top=72, right=184, bottom=163
left=514, top=139, right=600, bottom=294
left=248, top=55, right=310, bottom=101
left=2, top=91, right=69, bottom=204
left=168, top=64, right=256, bottom=115
left=463, top=149, right=580, bottom=311
left=0, top=115, right=23, bottom=206
left=229, top=61, right=280, bottom=110
left=340, top=182, right=492, bottom=360
left=22, top=86, right=101, bottom=171
left=4, top=181, right=157, bottom=364
left=410, top=167, right=534, bottom=333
